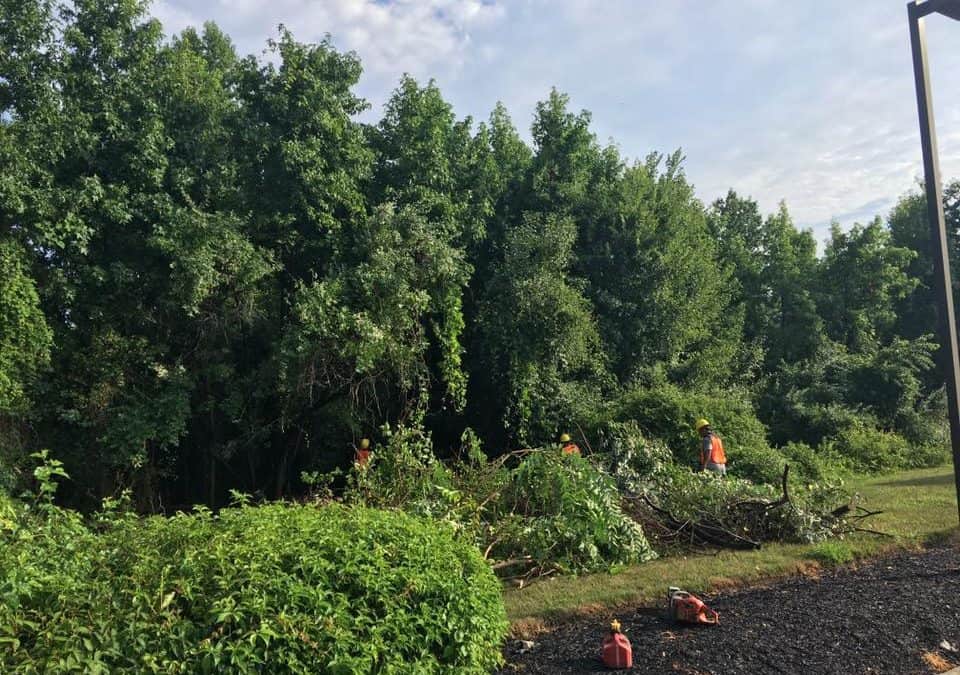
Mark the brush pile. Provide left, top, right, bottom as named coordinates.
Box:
left=626, top=465, right=882, bottom=550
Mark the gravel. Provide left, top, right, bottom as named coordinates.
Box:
left=497, top=546, right=960, bottom=674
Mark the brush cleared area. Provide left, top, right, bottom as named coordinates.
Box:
left=505, top=464, right=959, bottom=628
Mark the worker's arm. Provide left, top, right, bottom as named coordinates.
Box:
left=700, top=436, right=712, bottom=468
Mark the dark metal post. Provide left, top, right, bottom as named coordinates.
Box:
left=908, top=0, right=960, bottom=524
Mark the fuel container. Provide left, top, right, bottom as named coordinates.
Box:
left=601, top=623, right=632, bottom=669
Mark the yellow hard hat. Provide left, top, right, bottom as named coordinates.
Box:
left=360, top=438, right=370, bottom=449
left=695, top=419, right=710, bottom=432
left=559, top=433, right=571, bottom=443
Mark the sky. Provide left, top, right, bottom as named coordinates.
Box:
left=149, top=0, right=960, bottom=241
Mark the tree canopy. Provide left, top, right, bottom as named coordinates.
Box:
left=0, top=0, right=952, bottom=508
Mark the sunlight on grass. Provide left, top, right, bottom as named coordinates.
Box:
left=504, top=464, right=958, bottom=626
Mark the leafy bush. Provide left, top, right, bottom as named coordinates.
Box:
left=727, top=444, right=786, bottom=485
left=493, top=451, right=656, bottom=572
left=1, top=499, right=507, bottom=674
left=597, top=420, right=673, bottom=494
left=779, top=441, right=844, bottom=483
left=758, top=339, right=943, bottom=450
left=906, top=442, right=950, bottom=469
left=828, top=426, right=913, bottom=474
left=617, top=384, right=769, bottom=469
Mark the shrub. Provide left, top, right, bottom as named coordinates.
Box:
left=1, top=501, right=508, bottom=674
left=906, top=442, right=950, bottom=469
left=493, top=450, right=657, bottom=572
left=829, top=426, right=912, bottom=474
left=617, top=384, right=769, bottom=470
left=778, top=441, right=846, bottom=483
left=596, top=420, right=673, bottom=494
left=727, top=444, right=786, bottom=485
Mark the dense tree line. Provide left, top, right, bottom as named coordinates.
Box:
left=1, top=0, right=955, bottom=508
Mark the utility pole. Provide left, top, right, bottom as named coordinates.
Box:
left=907, top=0, right=960, bottom=523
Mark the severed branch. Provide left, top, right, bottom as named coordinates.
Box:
left=492, top=556, right=534, bottom=570
left=639, top=494, right=762, bottom=550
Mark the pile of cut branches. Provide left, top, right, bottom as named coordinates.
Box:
left=626, top=465, right=881, bottom=550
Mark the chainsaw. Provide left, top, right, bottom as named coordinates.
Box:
left=667, top=586, right=719, bottom=625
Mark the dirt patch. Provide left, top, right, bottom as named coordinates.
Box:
left=497, top=545, right=960, bottom=674
left=921, top=651, right=955, bottom=673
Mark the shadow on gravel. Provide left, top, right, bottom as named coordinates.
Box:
left=497, top=546, right=960, bottom=675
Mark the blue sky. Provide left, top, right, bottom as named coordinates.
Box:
left=150, top=0, right=960, bottom=241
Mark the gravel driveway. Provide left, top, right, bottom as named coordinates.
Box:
left=497, top=545, right=960, bottom=674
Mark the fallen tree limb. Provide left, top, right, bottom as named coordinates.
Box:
left=639, top=494, right=762, bottom=550
left=853, top=527, right=893, bottom=537
left=492, top=556, right=534, bottom=570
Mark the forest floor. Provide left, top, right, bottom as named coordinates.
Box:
left=496, top=543, right=960, bottom=674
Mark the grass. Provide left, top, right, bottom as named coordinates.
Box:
left=504, top=464, right=959, bottom=630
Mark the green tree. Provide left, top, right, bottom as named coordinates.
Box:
left=888, top=181, right=960, bottom=340
left=0, top=240, right=52, bottom=413
left=709, top=195, right=823, bottom=372
left=475, top=213, right=607, bottom=445
left=818, top=218, right=917, bottom=351
left=582, top=154, right=743, bottom=387
left=759, top=203, right=824, bottom=367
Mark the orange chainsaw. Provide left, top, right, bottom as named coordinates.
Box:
left=667, top=587, right=719, bottom=625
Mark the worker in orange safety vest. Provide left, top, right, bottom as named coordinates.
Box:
left=696, top=419, right=726, bottom=476
left=355, top=437, right=373, bottom=468
left=559, top=432, right=581, bottom=456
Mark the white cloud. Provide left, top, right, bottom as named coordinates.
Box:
left=153, top=0, right=504, bottom=78
left=144, top=0, right=960, bottom=241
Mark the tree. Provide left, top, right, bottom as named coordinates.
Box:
left=582, top=154, right=743, bottom=387
left=0, top=240, right=52, bottom=414
left=474, top=213, right=607, bottom=445
left=818, top=218, right=917, bottom=351
left=889, top=181, right=960, bottom=341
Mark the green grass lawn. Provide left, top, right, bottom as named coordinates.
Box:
left=504, top=464, right=959, bottom=630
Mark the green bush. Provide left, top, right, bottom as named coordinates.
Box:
left=493, top=450, right=657, bottom=572
left=826, top=424, right=947, bottom=474
left=617, top=384, right=769, bottom=469
left=727, top=444, right=786, bottom=485
left=615, top=384, right=811, bottom=488
left=829, top=426, right=912, bottom=474
left=779, top=441, right=845, bottom=483
left=597, top=420, right=673, bottom=494
left=906, top=442, right=950, bottom=469
left=1, top=501, right=508, bottom=674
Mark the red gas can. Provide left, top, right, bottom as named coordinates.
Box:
left=601, top=619, right=632, bottom=669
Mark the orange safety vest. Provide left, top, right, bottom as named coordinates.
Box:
left=562, top=442, right=581, bottom=456
left=355, top=448, right=372, bottom=467
left=700, top=434, right=726, bottom=466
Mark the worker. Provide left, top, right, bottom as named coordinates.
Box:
left=696, top=419, right=726, bottom=476
left=559, top=432, right=581, bottom=456
left=355, top=437, right=372, bottom=468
